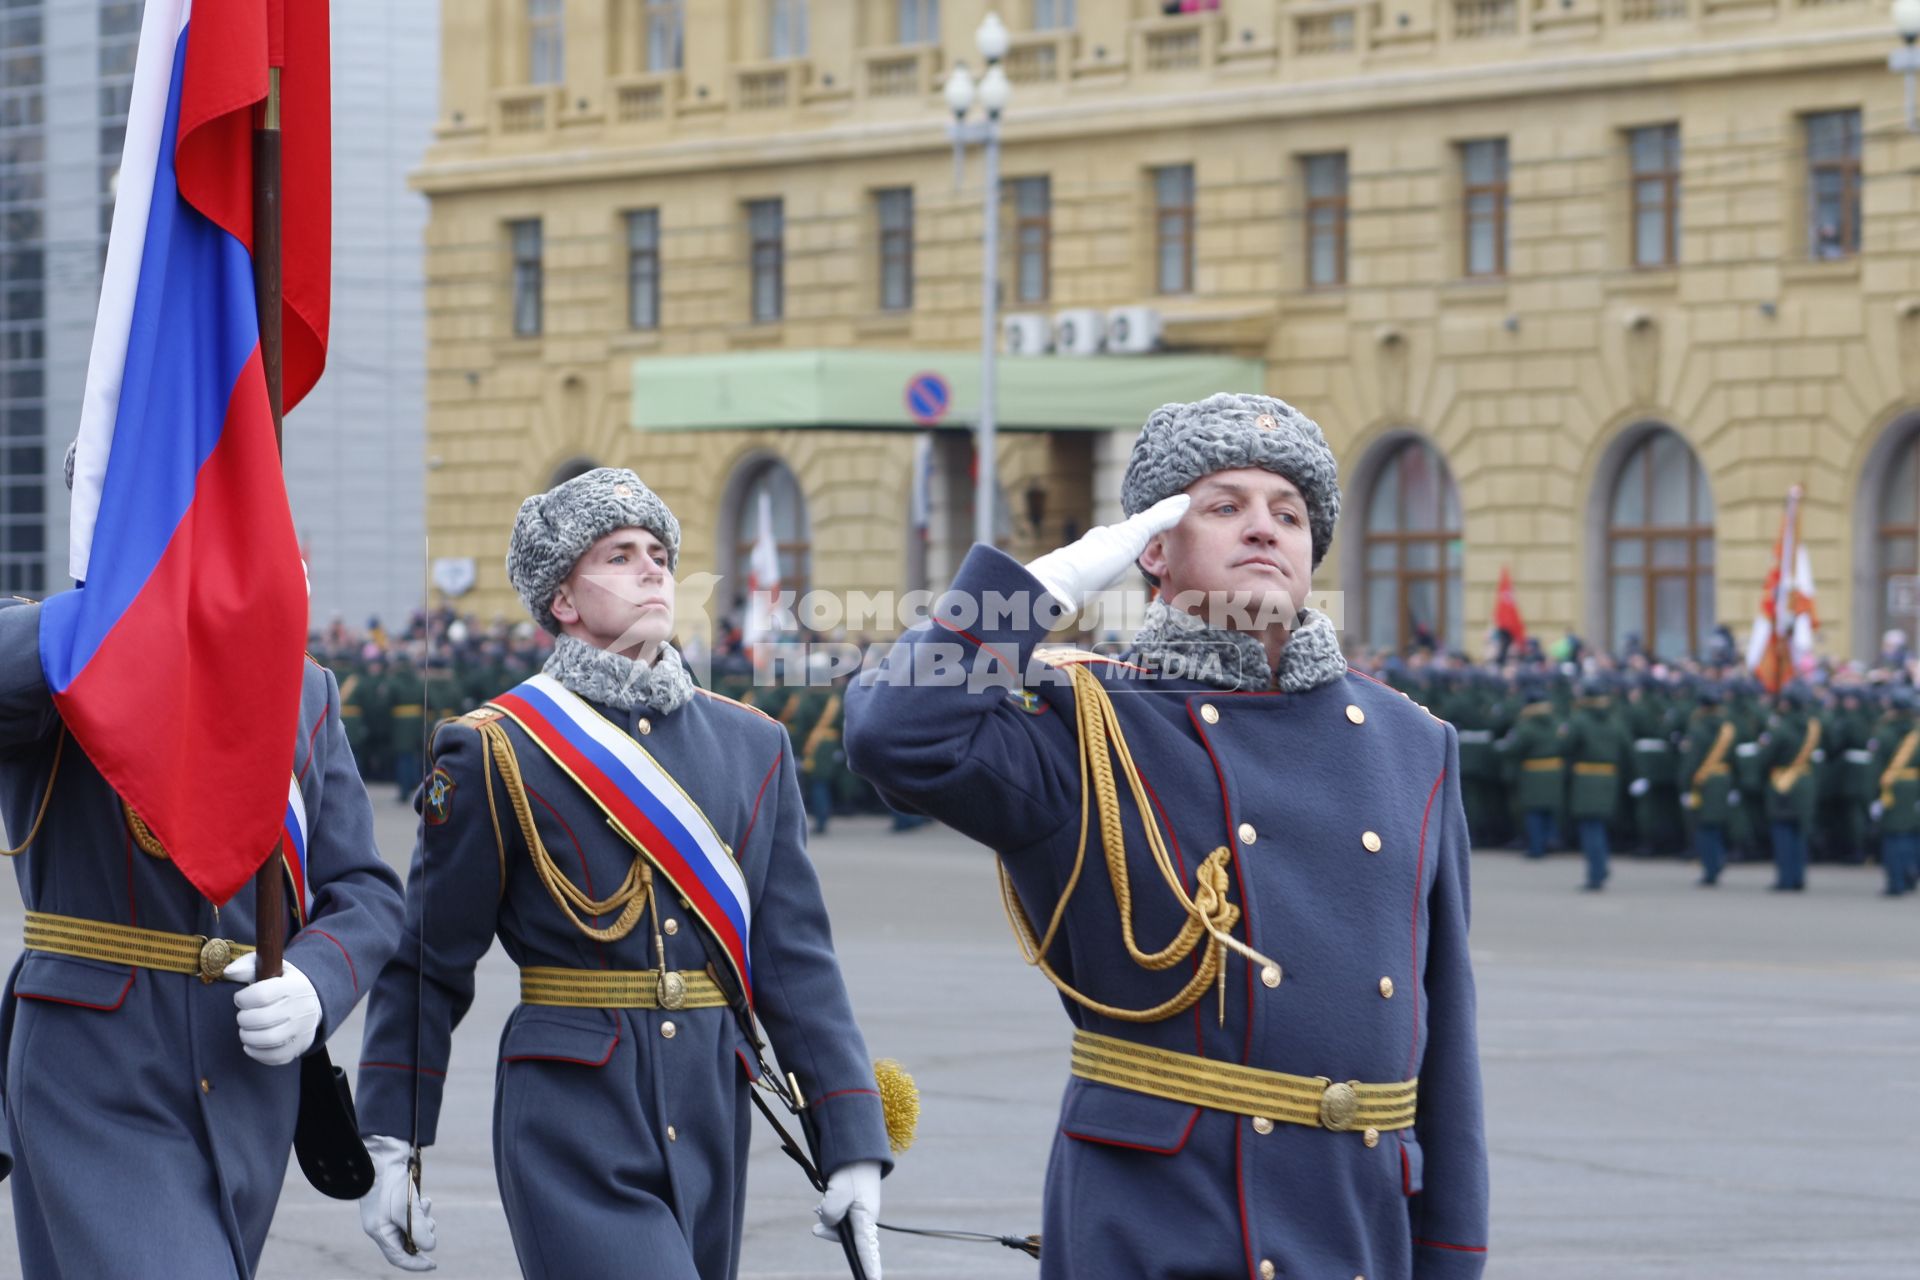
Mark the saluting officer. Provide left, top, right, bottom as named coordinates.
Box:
left=846, top=393, right=1488, bottom=1280
left=353, top=468, right=892, bottom=1279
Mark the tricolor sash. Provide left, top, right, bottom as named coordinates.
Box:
left=283, top=775, right=311, bottom=926
left=487, top=674, right=753, bottom=1006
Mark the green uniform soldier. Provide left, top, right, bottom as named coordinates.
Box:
left=1498, top=679, right=1563, bottom=859
left=1868, top=685, right=1920, bottom=896
left=1560, top=677, right=1631, bottom=890
left=1676, top=683, right=1737, bottom=885
left=1758, top=685, right=1822, bottom=891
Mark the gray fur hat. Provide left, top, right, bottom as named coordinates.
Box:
left=1120, top=392, right=1341, bottom=567
left=506, top=467, right=680, bottom=634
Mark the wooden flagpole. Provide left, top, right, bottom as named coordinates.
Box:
left=252, top=65, right=286, bottom=978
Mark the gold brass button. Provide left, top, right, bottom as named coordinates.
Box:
left=1260, top=965, right=1282, bottom=988
left=663, top=918, right=679, bottom=936
left=199, top=1077, right=212, bottom=1094
left=1238, top=822, right=1257, bottom=845
left=1363, top=1128, right=1380, bottom=1148
left=1319, top=1081, right=1359, bottom=1130
left=660, top=1020, right=677, bottom=1039
left=1252, top=1116, right=1274, bottom=1135
left=666, top=1125, right=678, bottom=1142
left=1200, top=703, right=1220, bottom=725
left=1379, top=977, right=1395, bottom=999
left=1362, top=830, right=1382, bottom=854
left=1260, top=1261, right=1276, bottom=1280
left=198, top=937, right=235, bottom=984
left=637, top=717, right=652, bottom=736
left=1346, top=704, right=1365, bottom=725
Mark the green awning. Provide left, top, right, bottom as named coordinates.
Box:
left=628, top=348, right=1265, bottom=433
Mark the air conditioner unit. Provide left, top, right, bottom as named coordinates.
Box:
left=1002, top=313, right=1052, bottom=356
left=1053, top=308, right=1105, bottom=357
left=1105, top=306, right=1163, bottom=355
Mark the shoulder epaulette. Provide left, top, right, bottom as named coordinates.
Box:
left=694, top=686, right=778, bottom=723
left=1349, top=669, right=1445, bottom=725
left=1033, top=645, right=1150, bottom=675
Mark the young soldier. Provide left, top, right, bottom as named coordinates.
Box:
left=0, top=599, right=406, bottom=1277
left=846, top=394, right=1488, bottom=1280
left=354, top=468, right=891, bottom=1279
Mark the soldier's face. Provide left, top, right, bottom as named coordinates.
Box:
left=550, top=527, right=676, bottom=659
left=1141, top=468, right=1313, bottom=622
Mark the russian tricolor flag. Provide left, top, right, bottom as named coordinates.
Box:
left=40, top=0, right=330, bottom=906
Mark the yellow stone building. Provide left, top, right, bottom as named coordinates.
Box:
left=418, top=0, right=1920, bottom=662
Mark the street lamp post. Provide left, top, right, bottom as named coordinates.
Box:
left=1894, top=0, right=1920, bottom=131
left=945, top=14, right=1011, bottom=550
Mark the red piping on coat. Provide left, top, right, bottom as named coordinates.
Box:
left=1062, top=1106, right=1199, bottom=1156
left=1407, top=766, right=1445, bottom=1082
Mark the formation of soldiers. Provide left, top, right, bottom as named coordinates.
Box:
left=1364, top=656, right=1920, bottom=896
left=317, top=621, right=875, bottom=837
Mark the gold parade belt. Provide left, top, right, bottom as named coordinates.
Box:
left=1069, top=1030, right=1417, bottom=1140
left=23, top=911, right=253, bottom=984
left=1572, top=762, right=1618, bottom=776
left=519, top=965, right=728, bottom=1011
left=1522, top=757, right=1562, bottom=772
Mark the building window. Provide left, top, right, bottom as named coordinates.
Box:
left=747, top=199, right=784, bottom=323
left=1876, top=431, right=1920, bottom=648
left=1806, top=109, right=1861, bottom=260
left=876, top=188, right=913, bottom=311
left=527, top=0, right=564, bottom=85
left=730, top=457, right=812, bottom=596
left=1628, top=124, right=1680, bottom=269
left=1605, top=427, right=1714, bottom=660
left=1363, top=439, right=1462, bottom=653
left=1460, top=138, right=1508, bottom=278
left=1152, top=164, right=1194, bottom=295
left=1033, top=0, right=1076, bottom=28
left=898, top=0, right=939, bottom=43
left=645, top=0, right=684, bottom=72
left=509, top=218, right=542, bottom=337
left=1010, top=176, right=1050, bottom=303
left=626, top=209, right=659, bottom=330
left=768, top=0, right=809, bottom=58
left=1303, top=152, right=1348, bottom=289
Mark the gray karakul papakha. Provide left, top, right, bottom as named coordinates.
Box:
left=1120, top=391, right=1342, bottom=567
left=506, top=466, right=681, bottom=634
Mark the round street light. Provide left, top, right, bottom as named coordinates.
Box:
left=976, top=12, right=1010, bottom=64
left=944, top=62, right=976, bottom=116
left=978, top=64, right=1011, bottom=118
left=1897, top=0, right=1920, bottom=41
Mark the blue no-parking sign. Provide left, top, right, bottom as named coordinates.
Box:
left=905, top=372, right=951, bottom=426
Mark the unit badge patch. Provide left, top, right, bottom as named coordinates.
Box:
left=424, top=767, right=457, bottom=825
left=1006, top=689, right=1047, bottom=716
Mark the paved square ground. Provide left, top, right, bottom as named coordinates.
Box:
left=2, top=798, right=1914, bottom=1279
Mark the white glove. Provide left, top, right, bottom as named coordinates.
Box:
left=1871, top=801, right=1885, bottom=822
left=1628, top=778, right=1651, bottom=797
left=813, top=1159, right=883, bottom=1279
left=1726, top=790, right=1741, bottom=807
left=1678, top=791, right=1696, bottom=810
left=360, top=1135, right=436, bottom=1272
left=1811, top=748, right=1826, bottom=764
left=220, top=953, right=321, bottom=1066
left=1023, top=495, right=1191, bottom=612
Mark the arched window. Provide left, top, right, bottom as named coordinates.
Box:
left=1875, top=430, right=1919, bottom=645
left=1362, top=439, right=1462, bottom=653
left=728, top=456, right=810, bottom=596
left=1605, top=427, right=1713, bottom=659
